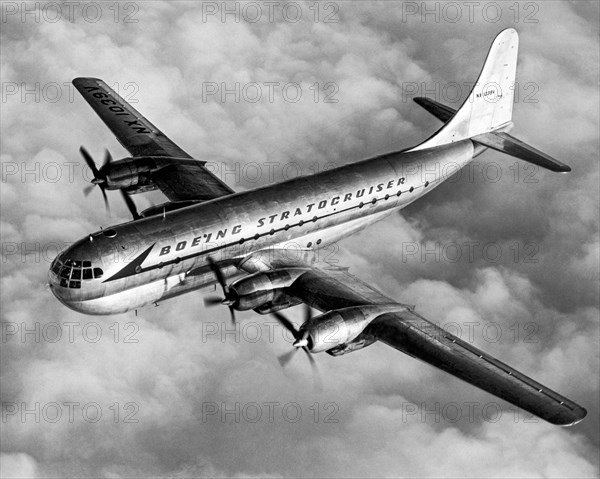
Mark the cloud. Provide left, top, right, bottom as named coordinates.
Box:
left=0, top=453, right=39, bottom=479
left=1, top=1, right=598, bottom=477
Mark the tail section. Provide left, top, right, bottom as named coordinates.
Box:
left=411, top=28, right=518, bottom=150
left=410, top=28, right=571, bottom=173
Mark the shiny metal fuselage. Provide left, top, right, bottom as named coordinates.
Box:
left=49, top=140, right=477, bottom=314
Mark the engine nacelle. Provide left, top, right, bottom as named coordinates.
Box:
left=104, top=158, right=154, bottom=190
left=228, top=268, right=309, bottom=311
left=302, top=309, right=370, bottom=353
left=301, top=304, right=409, bottom=353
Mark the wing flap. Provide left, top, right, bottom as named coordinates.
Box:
left=151, top=163, right=234, bottom=202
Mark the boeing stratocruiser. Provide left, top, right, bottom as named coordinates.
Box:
left=49, top=29, right=587, bottom=426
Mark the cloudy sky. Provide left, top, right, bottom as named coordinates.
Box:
left=1, top=1, right=598, bottom=477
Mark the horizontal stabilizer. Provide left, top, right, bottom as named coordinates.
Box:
left=413, top=97, right=456, bottom=123
left=472, top=132, right=571, bottom=173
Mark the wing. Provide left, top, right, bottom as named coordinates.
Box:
left=150, top=161, right=234, bottom=202
left=73, top=77, right=193, bottom=158
left=73, top=77, right=234, bottom=201
left=278, top=262, right=586, bottom=426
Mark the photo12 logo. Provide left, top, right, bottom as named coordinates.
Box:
left=399, top=1, right=539, bottom=24
left=2, top=401, right=139, bottom=423
left=1, top=2, right=140, bottom=24
left=199, top=1, right=340, bottom=23
left=1, top=81, right=139, bottom=104
left=400, top=401, right=540, bottom=424
left=1, top=321, right=140, bottom=344
left=200, top=401, right=339, bottom=424
left=201, top=81, right=339, bottom=104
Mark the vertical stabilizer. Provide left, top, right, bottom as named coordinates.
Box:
left=411, top=28, right=519, bottom=151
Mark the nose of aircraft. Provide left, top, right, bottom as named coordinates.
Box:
left=48, top=236, right=105, bottom=305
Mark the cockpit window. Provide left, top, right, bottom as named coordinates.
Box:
left=51, top=260, right=61, bottom=275
left=52, top=259, right=103, bottom=288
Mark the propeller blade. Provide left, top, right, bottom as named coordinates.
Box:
left=102, top=149, right=113, bottom=170
left=207, top=256, right=230, bottom=296
left=120, top=190, right=140, bottom=220
left=303, top=303, right=312, bottom=324
left=203, top=258, right=237, bottom=324
left=277, top=349, right=297, bottom=367
left=79, top=146, right=99, bottom=177
left=204, top=296, right=224, bottom=306
left=100, top=186, right=109, bottom=212
left=272, top=311, right=300, bottom=340
left=83, top=184, right=95, bottom=197
left=303, top=346, right=322, bottom=392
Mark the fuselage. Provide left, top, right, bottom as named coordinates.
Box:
left=49, top=140, right=479, bottom=314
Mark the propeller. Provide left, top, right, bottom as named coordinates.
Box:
left=272, top=304, right=321, bottom=391
left=120, top=189, right=140, bottom=220
left=81, top=146, right=111, bottom=208
left=80, top=146, right=139, bottom=220
left=203, top=257, right=237, bottom=324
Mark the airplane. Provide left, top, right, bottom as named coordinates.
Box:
left=48, top=28, right=587, bottom=426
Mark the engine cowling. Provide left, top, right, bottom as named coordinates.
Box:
left=104, top=157, right=154, bottom=190
left=228, top=268, right=309, bottom=311
left=301, top=305, right=409, bottom=353
left=301, top=309, right=370, bottom=353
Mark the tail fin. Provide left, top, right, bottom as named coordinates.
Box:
left=409, top=29, right=571, bottom=173
left=411, top=28, right=518, bottom=150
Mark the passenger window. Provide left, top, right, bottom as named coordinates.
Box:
left=82, top=269, right=93, bottom=280
left=71, top=269, right=81, bottom=280
left=93, top=268, right=103, bottom=279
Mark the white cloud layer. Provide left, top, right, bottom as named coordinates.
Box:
left=1, top=1, right=598, bottom=477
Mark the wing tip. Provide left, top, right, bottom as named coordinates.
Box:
left=545, top=403, right=587, bottom=427
left=72, top=77, right=102, bottom=85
